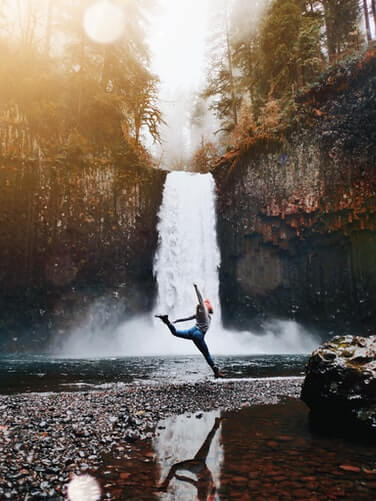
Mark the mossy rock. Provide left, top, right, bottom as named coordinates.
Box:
left=301, top=335, right=376, bottom=442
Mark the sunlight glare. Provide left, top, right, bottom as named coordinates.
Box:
left=84, top=1, right=125, bottom=45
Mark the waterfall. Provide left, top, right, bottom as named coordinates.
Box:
left=58, top=171, right=319, bottom=357
left=151, top=170, right=319, bottom=356
left=153, top=171, right=221, bottom=324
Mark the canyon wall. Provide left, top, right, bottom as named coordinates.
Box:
left=214, top=51, right=376, bottom=337
left=0, top=156, right=166, bottom=351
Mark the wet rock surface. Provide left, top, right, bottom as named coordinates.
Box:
left=301, top=335, right=376, bottom=442
left=0, top=378, right=301, bottom=500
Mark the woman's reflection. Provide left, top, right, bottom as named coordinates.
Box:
left=157, top=417, right=221, bottom=500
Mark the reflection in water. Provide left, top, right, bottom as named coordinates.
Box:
left=154, top=411, right=223, bottom=500
left=95, top=399, right=376, bottom=500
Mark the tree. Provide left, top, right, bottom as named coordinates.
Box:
left=230, top=0, right=270, bottom=102
left=320, top=0, right=361, bottom=62
left=191, top=138, right=218, bottom=173
left=123, top=70, right=162, bottom=145
left=362, top=0, right=372, bottom=42
left=253, top=1, right=308, bottom=102
left=16, top=0, right=40, bottom=50
left=0, top=0, right=162, bottom=161
left=295, top=12, right=323, bottom=87
left=372, top=0, right=376, bottom=35
left=45, top=0, right=54, bottom=56
left=202, top=0, right=241, bottom=134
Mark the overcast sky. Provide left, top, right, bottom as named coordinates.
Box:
left=148, top=0, right=210, bottom=93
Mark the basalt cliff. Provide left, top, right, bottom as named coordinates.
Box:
left=214, top=49, right=376, bottom=337
left=0, top=130, right=166, bottom=350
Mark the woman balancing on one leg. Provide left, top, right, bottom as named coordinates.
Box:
left=156, top=284, right=223, bottom=378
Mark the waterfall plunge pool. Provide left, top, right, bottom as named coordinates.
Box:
left=0, top=354, right=307, bottom=394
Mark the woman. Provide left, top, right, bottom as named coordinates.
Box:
left=156, top=284, right=222, bottom=378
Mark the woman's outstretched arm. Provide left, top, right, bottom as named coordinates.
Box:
left=193, top=284, right=205, bottom=309
left=173, top=315, right=196, bottom=324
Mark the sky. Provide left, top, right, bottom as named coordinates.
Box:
left=148, top=0, right=211, bottom=93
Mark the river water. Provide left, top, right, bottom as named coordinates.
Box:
left=0, top=354, right=307, bottom=394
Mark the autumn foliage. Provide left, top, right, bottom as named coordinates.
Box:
left=0, top=1, right=162, bottom=167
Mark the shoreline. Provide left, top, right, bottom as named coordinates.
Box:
left=0, top=375, right=305, bottom=396
left=0, top=378, right=302, bottom=500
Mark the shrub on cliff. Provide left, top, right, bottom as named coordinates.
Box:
left=191, top=139, right=219, bottom=173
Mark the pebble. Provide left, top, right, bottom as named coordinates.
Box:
left=339, top=464, right=361, bottom=472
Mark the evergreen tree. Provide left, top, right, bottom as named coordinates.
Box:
left=252, top=0, right=323, bottom=108
left=199, top=0, right=364, bottom=146
left=320, top=0, right=361, bottom=62
left=0, top=0, right=162, bottom=159
left=362, top=0, right=372, bottom=42
left=372, top=0, right=376, bottom=34
left=230, top=0, right=270, bottom=102
left=202, top=0, right=241, bottom=134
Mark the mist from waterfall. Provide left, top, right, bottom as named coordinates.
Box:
left=57, top=171, right=319, bottom=358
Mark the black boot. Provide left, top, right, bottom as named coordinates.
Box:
left=213, top=366, right=224, bottom=379
left=154, top=315, right=169, bottom=324
left=155, top=314, right=169, bottom=324
left=155, top=315, right=177, bottom=336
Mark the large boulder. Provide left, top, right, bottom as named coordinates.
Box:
left=301, top=335, right=376, bottom=442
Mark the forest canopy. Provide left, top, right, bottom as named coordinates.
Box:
left=0, top=0, right=375, bottom=169
left=196, top=0, right=376, bottom=162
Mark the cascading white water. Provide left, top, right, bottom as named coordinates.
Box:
left=151, top=170, right=319, bottom=356
left=153, top=171, right=221, bottom=324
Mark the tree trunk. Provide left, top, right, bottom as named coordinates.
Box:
left=25, top=1, right=37, bottom=48
left=45, top=0, right=53, bottom=56
left=101, top=47, right=111, bottom=90
left=322, top=0, right=336, bottom=63
left=134, top=112, right=141, bottom=146
left=363, top=0, right=372, bottom=42
left=371, top=0, right=376, bottom=34
left=225, top=17, right=238, bottom=127
left=77, top=31, right=85, bottom=125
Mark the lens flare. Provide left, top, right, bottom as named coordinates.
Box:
left=84, top=1, right=125, bottom=44
left=67, top=474, right=101, bottom=501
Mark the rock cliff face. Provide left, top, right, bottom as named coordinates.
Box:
left=0, top=158, right=166, bottom=351
left=214, top=50, right=376, bottom=336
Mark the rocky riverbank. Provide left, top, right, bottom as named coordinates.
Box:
left=0, top=378, right=301, bottom=500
